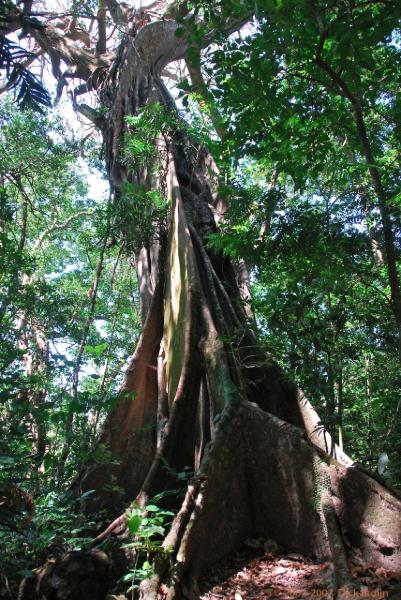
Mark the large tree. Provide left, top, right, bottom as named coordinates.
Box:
left=2, top=1, right=401, bottom=599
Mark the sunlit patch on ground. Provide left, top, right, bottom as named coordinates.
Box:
left=199, top=542, right=401, bottom=600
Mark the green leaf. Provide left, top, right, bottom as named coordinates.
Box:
left=85, top=342, right=107, bottom=357
left=69, top=399, right=80, bottom=412
left=127, top=513, right=142, bottom=535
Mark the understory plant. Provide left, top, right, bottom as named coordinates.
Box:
left=121, top=502, right=174, bottom=595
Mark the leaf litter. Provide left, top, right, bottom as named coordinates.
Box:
left=198, top=540, right=401, bottom=600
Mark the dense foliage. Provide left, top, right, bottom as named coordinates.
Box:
left=203, top=0, right=401, bottom=476
left=0, top=102, right=141, bottom=588
left=1, top=0, right=401, bottom=596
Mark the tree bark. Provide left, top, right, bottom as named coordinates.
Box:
left=352, top=103, right=401, bottom=360
left=3, top=5, right=400, bottom=600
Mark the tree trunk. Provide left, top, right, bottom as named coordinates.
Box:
left=13, top=183, right=49, bottom=482
left=16, top=299, right=49, bottom=482
left=352, top=102, right=401, bottom=361
left=336, top=354, right=344, bottom=453
left=12, top=12, right=401, bottom=600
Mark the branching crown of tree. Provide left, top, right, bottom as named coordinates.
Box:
left=1, top=2, right=401, bottom=599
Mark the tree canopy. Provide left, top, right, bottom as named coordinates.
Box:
left=1, top=1, right=401, bottom=599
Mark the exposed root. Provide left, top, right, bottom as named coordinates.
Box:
left=73, top=270, right=165, bottom=511
left=94, top=512, right=129, bottom=544
left=18, top=549, right=112, bottom=600
left=17, top=59, right=401, bottom=600
left=18, top=400, right=401, bottom=600
left=323, top=501, right=356, bottom=599
left=139, top=402, right=401, bottom=598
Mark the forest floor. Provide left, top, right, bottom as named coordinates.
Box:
left=198, top=541, right=401, bottom=600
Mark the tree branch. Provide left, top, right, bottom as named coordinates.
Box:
left=33, top=209, right=96, bottom=250
left=104, top=0, right=128, bottom=28
left=185, top=50, right=226, bottom=140
left=33, top=25, right=109, bottom=81
left=96, top=0, right=107, bottom=55
left=308, top=0, right=356, bottom=104
left=73, top=101, right=105, bottom=127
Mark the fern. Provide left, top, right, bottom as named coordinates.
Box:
left=0, top=35, right=51, bottom=112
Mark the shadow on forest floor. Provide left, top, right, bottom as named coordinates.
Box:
left=198, top=541, right=401, bottom=600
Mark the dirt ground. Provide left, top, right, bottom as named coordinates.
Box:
left=198, top=540, right=401, bottom=600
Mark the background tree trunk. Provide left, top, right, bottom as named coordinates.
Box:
left=3, top=6, right=399, bottom=600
